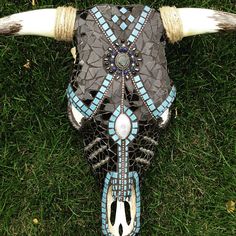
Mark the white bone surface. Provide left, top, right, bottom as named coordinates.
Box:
left=107, top=186, right=136, bottom=236
left=177, top=8, right=219, bottom=37
left=71, top=104, right=84, bottom=126
left=0, top=9, right=57, bottom=37
left=159, top=108, right=170, bottom=127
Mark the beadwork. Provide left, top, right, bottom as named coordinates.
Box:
left=67, top=4, right=176, bottom=236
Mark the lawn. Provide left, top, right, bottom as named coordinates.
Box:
left=0, top=0, right=235, bottom=235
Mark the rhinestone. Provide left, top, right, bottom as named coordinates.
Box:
left=112, top=15, right=119, bottom=23
left=120, top=7, right=128, bottom=14
left=120, top=22, right=128, bottom=30
left=115, top=113, right=131, bottom=139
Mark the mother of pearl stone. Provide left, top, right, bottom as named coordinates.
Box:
left=115, top=53, right=130, bottom=70
left=115, top=113, right=131, bottom=139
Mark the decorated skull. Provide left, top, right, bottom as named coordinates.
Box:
left=0, top=4, right=235, bottom=236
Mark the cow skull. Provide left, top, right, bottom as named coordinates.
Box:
left=0, top=4, right=235, bottom=236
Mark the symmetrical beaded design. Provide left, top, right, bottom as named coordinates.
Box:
left=69, top=4, right=176, bottom=236
left=101, top=171, right=141, bottom=235
left=67, top=74, right=113, bottom=118
left=132, top=75, right=176, bottom=119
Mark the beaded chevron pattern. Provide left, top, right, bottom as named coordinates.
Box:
left=67, top=4, right=176, bottom=235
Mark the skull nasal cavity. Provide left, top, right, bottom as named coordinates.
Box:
left=119, top=224, right=123, bottom=236
left=125, top=201, right=131, bottom=225
left=110, top=201, right=117, bottom=226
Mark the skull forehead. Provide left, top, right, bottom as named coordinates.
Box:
left=72, top=4, right=171, bottom=123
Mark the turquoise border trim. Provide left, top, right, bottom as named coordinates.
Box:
left=67, top=74, right=113, bottom=118
left=90, top=7, right=117, bottom=43
left=132, top=75, right=176, bottom=119
left=128, top=5, right=152, bottom=43
left=101, top=171, right=141, bottom=235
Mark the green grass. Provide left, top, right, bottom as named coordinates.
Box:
left=0, top=0, right=235, bottom=235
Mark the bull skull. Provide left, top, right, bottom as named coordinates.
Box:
left=0, top=4, right=235, bottom=236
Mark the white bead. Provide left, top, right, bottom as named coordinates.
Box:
left=115, top=113, right=131, bottom=139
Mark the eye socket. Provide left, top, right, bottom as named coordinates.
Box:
left=124, top=201, right=131, bottom=225
left=110, top=201, right=117, bottom=226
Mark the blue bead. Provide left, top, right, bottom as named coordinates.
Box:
left=109, top=129, right=115, bottom=135
left=90, top=103, right=96, bottom=111
left=128, top=15, right=135, bottom=22
left=81, top=105, right=88, bottom=112
left=140, top=88, right=146, bottom=95
left=132, top=29, right=139, bottom=37
left=108, top=122, right=114, bottom=128
left=112, top=135, right=119, bottom=141
left=153, top=109, right=160, bottom=117
left=128, top=35, right=135, bottom=42
left=91, top=7, right=98, bottom=13
left=139, top=17, right=145, bottom=24
left=136, top=81, right=143, bottom=88
left=112, top=15, right=119, bottom=23
left=133, top=122, right=138, bottom=128
left=120, top=22, right=127, bottom=30
left=120, top=7, right=127, bottom=14
left=95, top=11, right=102, bottom=19
left=141, top=11, right=148, bottom=18
left=135, top=23, right=142, bottom=30
left=106, top=74, right=113, bottom=81
left=110, top=115, right=116, bottom=122
left=77, top=100, right=83, bottom=107
left=114, top=109, right=120, bottom=117
left=100, top=86, right=106, bottom=93
left=132, top=128, right=138, bottom=135
left=86, top=109, right=93, bottom=116
left=102, top=23, right=109, bottom=31
left=93, top=98, right=99, bottom=105
left=130, top=114, right=136, bottom=121
left=126, top=109, right=132, bottom=116
left=98, top=17, right=105, bottom=25
left=142, top=93, right=149, bottom=101
left=97, top=92, right=103, bottom=99
left=103, top=79, right=110, bottom=87
left=129, top=134, right=135, bottom=142
left=147, top=99, right=153, bottom=106
left=149, top=104, right=156, bottom=111
left=133, top=75, right=140, bottom=82
left=110, top=35, right=117, bottom=42
left=162, top=100, right=169, bottom=108
left=166, top=96, right=172, bottom=103
left=144, top=6, right=151, bottom=12
left=106, top=29, right=113, bottom=36
left=157, top=105, right=165, bottom=113
left=73, top=96, right=79, bottom=103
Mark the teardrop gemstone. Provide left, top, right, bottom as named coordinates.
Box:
left=115, top=113, right=131, bottom=139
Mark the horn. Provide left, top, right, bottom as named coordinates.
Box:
left=0, top=7, right=77, bottom=41
left=160, top=6, right=236, bottom=43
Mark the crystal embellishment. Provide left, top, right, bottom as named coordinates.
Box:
left=120, top=7, right=128, bottom=14
left=115, top=113, right=132, bottom=139
left=112, top=15, right=119, bottom=23
left=120, top=22, right=127, bottom=30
